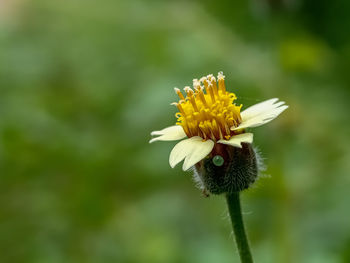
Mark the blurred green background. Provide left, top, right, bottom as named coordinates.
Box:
left=1, top=0, right=350, bottom=262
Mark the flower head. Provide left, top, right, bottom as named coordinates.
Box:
left=173, top=72, right=242, bottom=141
left=150, top=72, right=288, bottom=172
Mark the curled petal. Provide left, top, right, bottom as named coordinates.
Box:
left=232, top=98, right=288, bottom=130
left=217, top=133, right=253, bottom=148
left=149, top=125, right=187, bottom=143
left=169, top=137, right=214, bottom=171
left=169, top=137, right=197, bottom=168
left=182, top=138, right=214, bottom=171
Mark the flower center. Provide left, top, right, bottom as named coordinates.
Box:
left=173, top=72, right=242, bottom=141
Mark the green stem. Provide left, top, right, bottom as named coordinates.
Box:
left=226, top=192, right=253, bottom=263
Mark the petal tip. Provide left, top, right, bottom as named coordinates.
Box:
left=182, top=163, right=191, bottom=171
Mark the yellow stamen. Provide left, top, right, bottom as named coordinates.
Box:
left=184, top=86, right=194, bottom=96
left=171, top=102, right=186, bottom=117
left=174, top=72, right=242, bottom=141
left=217, top=71, right=226, bottom=93
left=174, top=87, right=185, bottom=100
left=195, top=86, right=208, bottom=108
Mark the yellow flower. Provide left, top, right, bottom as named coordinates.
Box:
left=150, top=72, right=288, bottom=171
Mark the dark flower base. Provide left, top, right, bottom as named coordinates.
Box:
left=195, top=143, right=258, bottom=194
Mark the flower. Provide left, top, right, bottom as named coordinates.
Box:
left=150, top=72, right=288, bottom=171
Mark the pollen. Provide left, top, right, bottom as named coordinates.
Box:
left=173, top=72, right=242, bottom=141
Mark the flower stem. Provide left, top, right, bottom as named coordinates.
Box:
left=226, top=192, right=253, bottom=263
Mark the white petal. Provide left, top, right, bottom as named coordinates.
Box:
left=169, top=137, right=198, bottom=168
left=169, top=136, right=214, bottom=170
left=149, top=125, right=187, bottom=143
left=240, top=98, right=279, bottom=120
left=217, top=133, right=253, bottom=148
left=151, top=125, right=181, bottom=136
left=232, top=99, right=288, bottom=130
left=182, top=138, right=214, bottom=171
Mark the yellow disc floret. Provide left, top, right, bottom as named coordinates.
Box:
left=173, top=72, right=242, bottom=141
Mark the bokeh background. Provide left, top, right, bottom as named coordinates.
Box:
left=1, top=0, right=350, bottom=262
